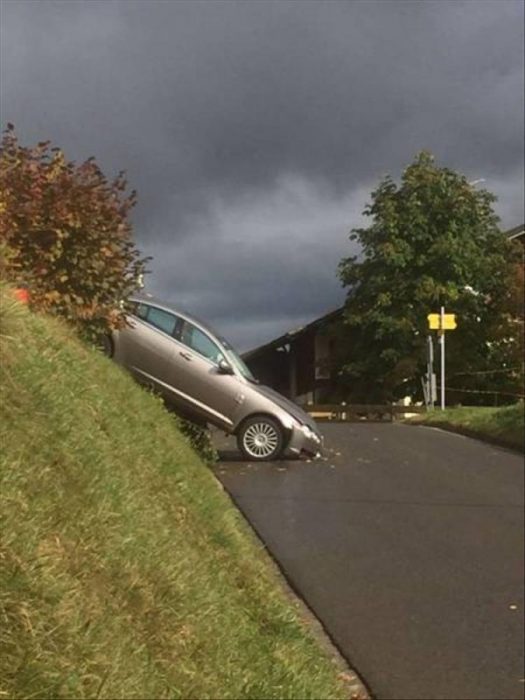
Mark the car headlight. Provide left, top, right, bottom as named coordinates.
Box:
left=301, top=424, right=321, bottom=443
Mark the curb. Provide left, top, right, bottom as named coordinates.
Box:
left=406, top=420, right=523, bottom=454
left=215, top=472, right=371, bottom=700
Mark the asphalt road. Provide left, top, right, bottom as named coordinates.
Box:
left=214, top=423, right=524, bottom=700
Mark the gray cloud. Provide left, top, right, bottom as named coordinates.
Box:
left=145, top=177, right=369, bottom=349
left=1, top=0, right=523, bottom=349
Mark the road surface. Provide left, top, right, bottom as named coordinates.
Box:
left=214, top=422, right=524, bottom=700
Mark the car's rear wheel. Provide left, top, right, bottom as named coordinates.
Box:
left=237, top=416, right=284, bottom=461
left=99, top=334, right=114, bottom=358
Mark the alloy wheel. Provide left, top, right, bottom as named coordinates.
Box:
left=242, top=421, right=280, bottom=459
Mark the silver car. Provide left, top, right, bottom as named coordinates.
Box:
left=105, top=294, right=323, bottom=461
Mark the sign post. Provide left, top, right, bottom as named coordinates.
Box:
left=426, top=335, right=435, bottom=409
left=439, top=306, right=445, bottom=410
left=427, top=309, right=457, bottom=410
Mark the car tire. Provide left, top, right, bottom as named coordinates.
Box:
left=237, top=416, right=284, bottom=461
left=99, top=334, right=114, bottom=358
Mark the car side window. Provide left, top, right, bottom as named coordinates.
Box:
left=135, top=303, right=149, bottom=320
left=127, top=301, right=149, bottom=320
left=146, top=306, right=179, bottom=336
left=181, top=323, right=224, bottom=364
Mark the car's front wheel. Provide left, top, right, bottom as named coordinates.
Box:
left=237, top=416, right=284, bottom=461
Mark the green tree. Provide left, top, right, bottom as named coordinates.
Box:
left=0, top=124, right=149, bottom=339
left=337, top=152, right=522, bottom=404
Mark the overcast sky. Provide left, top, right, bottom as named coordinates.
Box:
left=1, top=0, right=524, bottom=350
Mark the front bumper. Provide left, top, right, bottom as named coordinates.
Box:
left=286, top=423, right=324, bottom=458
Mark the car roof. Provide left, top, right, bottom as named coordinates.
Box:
left=129, top=292, right=223, bottom=340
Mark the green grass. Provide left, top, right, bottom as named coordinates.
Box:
left=0, top=288, right=349, bottom=699
left=409, top=403, right=524, bottom=452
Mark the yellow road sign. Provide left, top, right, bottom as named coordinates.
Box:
left=427, top=313, right=457, bottom=330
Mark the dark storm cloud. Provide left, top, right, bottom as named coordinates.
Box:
left=1, top=0, right=523, bottom=348
left=146, top=178, right=370, bottom=349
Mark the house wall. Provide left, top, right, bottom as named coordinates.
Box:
left=247, top=347, right=290, bottom=396
left=290, top=327, right=342, bottom=405
left=292, top=329, right=315, bottom=399
left=244, top=313, right=349, bottom=405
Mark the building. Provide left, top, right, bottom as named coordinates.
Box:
left=506, top=223, right=524, bottom=245
left=507, top=223, right=524, bottom=331
left=506, top=223, right=524, bottom=308
left=243, top=308, right=344, bottom=405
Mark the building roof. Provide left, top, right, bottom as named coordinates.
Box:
left=243, top=307, right=344, bottom=360
left=505, top=223, right=524, bottom=240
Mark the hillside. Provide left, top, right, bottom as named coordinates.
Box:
left=0, top=289, right=348, bottom=699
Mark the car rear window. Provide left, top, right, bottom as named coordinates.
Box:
left=135, top=303, right=149, bottom=320
left=126, top=301, right=148, bottom=319
left=146, top=307, right=178, bottom=336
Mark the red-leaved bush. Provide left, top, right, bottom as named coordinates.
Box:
left=0, top=124, right=149, bottom=339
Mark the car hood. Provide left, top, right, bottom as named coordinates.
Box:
left=251, top=384, right=319, bottom=432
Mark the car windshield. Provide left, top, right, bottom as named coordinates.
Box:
left=220, top=338, right=256, bottom=381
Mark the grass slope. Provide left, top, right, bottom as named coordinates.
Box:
left=409, top=403, right=524, bottom=452
left=0, top=292, right=347, bottom=699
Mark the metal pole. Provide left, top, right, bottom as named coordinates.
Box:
left=440, top=306, right=445, bottom=410
left=428, top=334, right=434, bottom=410
left=421, top=376, right=429, bottom=407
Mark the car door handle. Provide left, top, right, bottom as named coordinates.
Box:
left=179, top=351, right=192, bottom=361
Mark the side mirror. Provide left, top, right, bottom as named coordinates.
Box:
left=217, top=359, right=234, bottom=375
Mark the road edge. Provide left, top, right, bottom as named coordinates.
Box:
left=405, top=420, right=524, bottom=455
left=215, top=474, right=372, bottom=700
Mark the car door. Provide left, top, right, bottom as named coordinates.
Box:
left=176, top=320, right=240, bottom=429
left=117, top=303, right=187, bottom=398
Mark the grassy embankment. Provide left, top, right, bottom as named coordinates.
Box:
left=0, top=289, right=350, bottom=699
left=409, top=403, right=524, bottom=452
